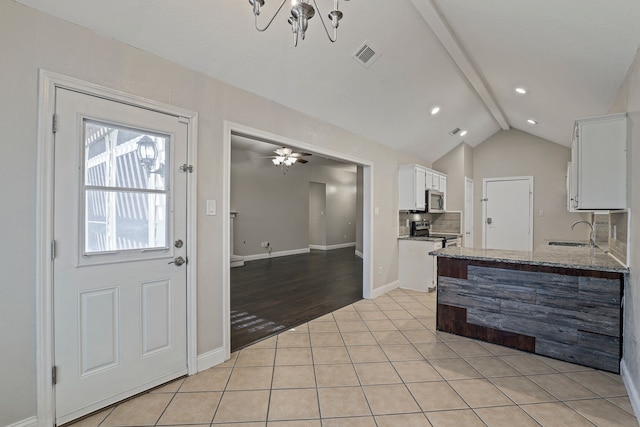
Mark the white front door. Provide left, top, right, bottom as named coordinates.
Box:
left=53, top=88, right=189, bottom=424
left=483, top=177, right=533, bottom=251
left=464, top=177, right=474, bottom=248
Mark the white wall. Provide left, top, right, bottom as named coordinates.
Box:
left=0, top=2, right=424, bottom=425
left=610, top=48, right=640, bottom=417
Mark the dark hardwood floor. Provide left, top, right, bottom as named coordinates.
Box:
left=230, top=247, right=363, bottom=351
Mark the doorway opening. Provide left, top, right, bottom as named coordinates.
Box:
left=36, top=70, right=198, bottom=427
left=223, top=123, right=373, bottom=355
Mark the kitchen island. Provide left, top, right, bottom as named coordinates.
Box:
left=430, top=245, right=627, bottom=373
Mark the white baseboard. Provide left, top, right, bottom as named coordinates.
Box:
left=355, top=250, right=363, bottom=259
left=309, top=242, right=356, bottom=251
left=197, top=347, right=226, bottom=372
left=369, top=280, right=399, bottom=299
left=243, top=248, right=310, bottom=262
left=6, top=416, right=37, bottom=427
left=621, top=359, right=640, bottom=420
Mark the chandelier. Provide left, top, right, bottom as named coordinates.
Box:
left=249, top=0, right=350, bottom=47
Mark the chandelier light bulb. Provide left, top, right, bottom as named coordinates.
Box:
left=251, top=0, right=348, bottom=46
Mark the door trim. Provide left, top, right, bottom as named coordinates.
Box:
left=481, top=176, right=534, bottom=251
left=36, top=70, right=198, bottom=427
left=222, top=121, right=374, bottom=360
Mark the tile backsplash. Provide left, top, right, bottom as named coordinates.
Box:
left=398, top=211, right=462, bottom=236
left=609, top=211, right=628, bottom=266
left=593, top=212, right=610, bottom=249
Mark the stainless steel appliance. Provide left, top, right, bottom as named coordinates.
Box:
left=426, top=190, right=445, bottom=213
left=410, top=220, right=430, bottom=237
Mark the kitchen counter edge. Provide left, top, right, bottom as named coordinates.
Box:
left=429, top=246, right=628, bottom=273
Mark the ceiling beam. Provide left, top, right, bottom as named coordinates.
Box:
left=410, top=0, right=510, bottom=130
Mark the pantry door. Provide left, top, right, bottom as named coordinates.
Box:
left=483, top=176, right=533, bottom=251
left=53, top=88, right=189, bottom=424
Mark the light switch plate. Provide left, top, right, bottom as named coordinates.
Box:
left=206, top=200, right=216, bottom=216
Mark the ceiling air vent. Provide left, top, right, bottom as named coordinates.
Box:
left=352, top=41, right=381, bottom=68
left=449, top=127, right=461, bottom=137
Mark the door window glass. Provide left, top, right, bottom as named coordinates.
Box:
left=83, top=120, right=170, bottom=254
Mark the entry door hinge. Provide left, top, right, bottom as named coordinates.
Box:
left=52, top=114, right=58, bottom=134
left=51, top=240, right=56, bottom=260
left=52, top=366, right=57, bottom=385
left=481, top=198, right=488, bottom=202
left=180, top=164, right=193, bottom=173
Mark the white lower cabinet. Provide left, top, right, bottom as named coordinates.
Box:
left=398, top=240, right=442, bottom=292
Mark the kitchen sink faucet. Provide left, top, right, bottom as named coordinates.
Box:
left=571, top=220, right=595, bottom=247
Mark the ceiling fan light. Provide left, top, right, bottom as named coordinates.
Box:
left=272, top=158, right=281, bottom=165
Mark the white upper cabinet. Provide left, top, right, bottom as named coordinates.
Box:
left=398, top=164, right=426, bottom=211
left=570, top=113, right=627, bottom=210
left=398, top=165, right=447, bottom=211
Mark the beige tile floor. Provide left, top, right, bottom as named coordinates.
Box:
left=69, top=289, right=638, bottom=427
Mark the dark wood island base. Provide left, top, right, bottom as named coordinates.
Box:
left=436, top=257, right=624, bottom=373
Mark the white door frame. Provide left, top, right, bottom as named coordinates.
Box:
left=222, top=121, right=374, bottom=359
left=482, top=176, right=534, bottom=251
left=35, top=70, right=199, bottom=427
left=464, top=176, right=474, bottom=248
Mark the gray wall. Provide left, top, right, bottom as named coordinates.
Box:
left=433, top=142, right=473, bottom=212
left=310, top=166, right=357, bottom=247
left=230, top=147, right=357, bottom=256
left=472, top=129, right=591, bottom=248
left=610, top=48, right=640, bottom=416
left=230, top=147, right=310, bottom=256
left=1, top=3, right=427, bottom=424
left=309, top=182, right=327, bottom=247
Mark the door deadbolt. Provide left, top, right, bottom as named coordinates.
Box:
left=169, top=256, right=186, bottom=266
left=486, top=217, right=493, bottom=224
left=174, top=239, right=183, bottom=248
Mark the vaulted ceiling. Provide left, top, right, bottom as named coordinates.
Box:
left=16, top=0, right=640, bottom=163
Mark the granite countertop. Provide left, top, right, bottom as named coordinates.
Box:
left=398, top=236, right=447, bottom=242
left=399, top=233, right=462, bottom=242
left=430, top=244, right=628, bottom=273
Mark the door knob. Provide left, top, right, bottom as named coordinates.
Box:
left=487, top=217, right=493, bottom=224
left=169, top=256, right=186, bottom=266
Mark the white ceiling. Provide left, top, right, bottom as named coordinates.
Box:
left=16, top=0, right=640, bottom=163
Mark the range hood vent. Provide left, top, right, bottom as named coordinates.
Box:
left=352, top=41, right=381, bottom=68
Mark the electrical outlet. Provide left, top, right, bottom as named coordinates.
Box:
left=378, top=266, right=383, bottom=275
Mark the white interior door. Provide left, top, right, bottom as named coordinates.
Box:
left=53, top=88, right=188, bottom=424
left=464, top=177, right=474, bottom=248
left=483, top=177, right=533, bottom=251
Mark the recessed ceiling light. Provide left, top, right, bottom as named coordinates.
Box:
left=430, top=106, right=441, bottom=115
left=515, top=87, right=528, bottom=95
left=527, top=119, right=538, bottom=125
left=459, top=130, right=468, bottom=137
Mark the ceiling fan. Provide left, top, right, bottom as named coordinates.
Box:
left=266, top=147, right=312, bottom=170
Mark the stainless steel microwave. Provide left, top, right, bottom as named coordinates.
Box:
left=426, top=190, right=445, bottom=213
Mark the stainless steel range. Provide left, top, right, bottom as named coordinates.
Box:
left=410, top=220, right=461, bottom=247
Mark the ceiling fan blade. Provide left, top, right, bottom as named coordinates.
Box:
left=297, top=159, right=309, bottom=164
left=290, top=152, right=312, bottom=158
